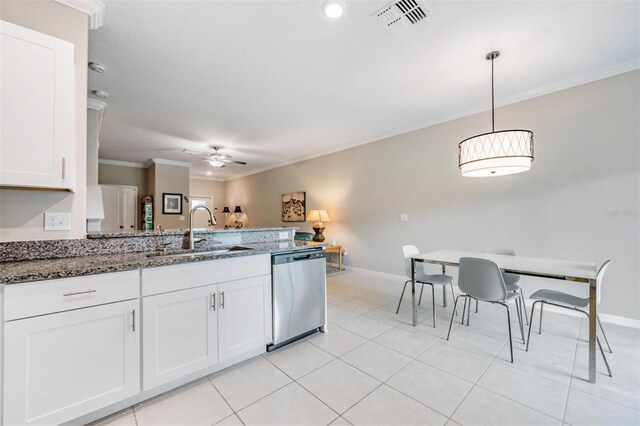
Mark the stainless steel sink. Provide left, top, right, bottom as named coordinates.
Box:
left=147, top=246, right=253, bottom=259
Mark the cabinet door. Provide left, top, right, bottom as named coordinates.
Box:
left=218, top=275, right=272, bottom=362
left=143, top=285, right=218, bottom=390
left=0, top=20, right=75, bottom=190
left=3, top=300, right=140, bottom=426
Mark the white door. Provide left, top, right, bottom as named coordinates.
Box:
left=3, top=300, right=140, bottom=426
left=0, top=20, right=75, bottom=190
left=143, top=285, right=218, bottom=390
left=190, top=195, right=214, bottom=228
left=218, top=276, right=271, bottom=362
left=101, top=185, right=137, bottom=232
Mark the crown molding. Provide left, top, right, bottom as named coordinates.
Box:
left=189, top=175, right=226, bottom=182
left=224, top=59, right=640, bottom=182
left=53, top=0, right=105, bottom=29
left=87, top=98, right=107, bottom=111
left=99, top=159, right=146, bottom=169
left=147, top=158, right=192, bottom=168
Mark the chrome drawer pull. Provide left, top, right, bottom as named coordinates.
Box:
left=63, top=289, right=97, bottom=297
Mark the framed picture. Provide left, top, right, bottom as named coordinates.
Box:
left=162, top=193, right=183, bottom=215
left=282, top=192, right=306, bottom=222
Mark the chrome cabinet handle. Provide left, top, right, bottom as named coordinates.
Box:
left=63, top=289, right=96, bottom=297
left=131, top=309, right=136, bottom=332
left=220, top=291, right=225, bottom=309
left=61, top=157, right=66, bottom=180
left=211, top=293, right=216, bottom=311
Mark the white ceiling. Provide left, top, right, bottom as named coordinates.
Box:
left=89, top=0, right=640, bottom=180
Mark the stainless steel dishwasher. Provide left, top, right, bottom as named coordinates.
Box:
left=268, top=248, right=327, bottom=351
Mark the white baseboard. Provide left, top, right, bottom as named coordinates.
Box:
left=339, top=266, right=640, bottom=329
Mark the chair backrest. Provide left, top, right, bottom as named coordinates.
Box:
left=596, top=259, right=611, bottom=306
left=458, top=257, right=507, bottom=302
left=402, top=245, right=421, bottom=278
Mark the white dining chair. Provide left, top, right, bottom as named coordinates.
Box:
left=447, top=257, right=526, bottom=363
left=526, top=260, right=612, bottom=377
left=485, top=248, right=528, bottom=325
left=396, top=245, right=455, bottom=328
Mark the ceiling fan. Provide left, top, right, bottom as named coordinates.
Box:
left=182, top=146, right=247, bottom=168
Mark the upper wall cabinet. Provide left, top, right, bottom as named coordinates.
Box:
left=0, top=20, right=76, bottom=191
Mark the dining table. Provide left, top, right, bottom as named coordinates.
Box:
left=411, top=250, right=600, bottom=383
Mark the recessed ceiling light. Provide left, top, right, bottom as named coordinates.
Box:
left=206, top=171, right=213, bottom=175
left=88, top=62, right=105, bottom=73
left=92, top=90, right=109, bottom=99
left=322, top=0, right=343, bottom=18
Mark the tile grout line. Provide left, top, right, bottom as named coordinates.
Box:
left=207, top=376, right=245, bottom=425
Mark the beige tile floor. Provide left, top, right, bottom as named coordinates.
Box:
left=93, top=269, right=640, bottom=426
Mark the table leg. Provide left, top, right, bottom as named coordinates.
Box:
left=338, top=249, right=343, bottom=270
left=589, top=278, right=597, bottom=383
left=412, top=258, right=417, bottom=326
left=442, top=265, right=447, bottom=307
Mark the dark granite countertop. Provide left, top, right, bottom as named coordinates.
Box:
left=0, top=241, right=325, bottom=285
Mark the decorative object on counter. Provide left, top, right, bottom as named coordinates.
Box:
left=330, top=236, right=337, bottom=247
left=307, top=209, right=330, bottom=242
left=282, top=192, right=306, bottom=222
left=233, top=206, right=243, bottom=229
left=141, top=196, right=154, bottom=230
left=155, top=225, right=170, bottom=251
left=162, top=193, right=183, bottom=214
left=294, top=231, right=314, bottom=242
left=458, top=51, right=534, bottom=177
left=222, top=206, right=231, bottom=229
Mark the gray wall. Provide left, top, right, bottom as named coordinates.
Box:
left=225, top=71, right=640, bottom=320
left=149, top=164, right=190, bottom=230
left=98, top=164, right=148, bottom=197
left=0, top=0, right=88, bottom=242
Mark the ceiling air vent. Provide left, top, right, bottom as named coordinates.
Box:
left=375, top=0, right=429, bottom=34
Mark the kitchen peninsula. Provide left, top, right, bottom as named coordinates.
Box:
left=0, top=227, right=325, bottom=425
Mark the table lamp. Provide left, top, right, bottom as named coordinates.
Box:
left=233, top=206, right=243, bottom=228
left=306, top=209, right=330, bottom=242
left=222, top=206, right=230, bottom=229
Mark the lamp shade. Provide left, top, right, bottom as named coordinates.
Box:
left=458, top=129, right=534, bottom=177
left=222, top=206, right=230, bottom=213
left=306, top=209, right=330, bottom=222
left=233, top=206, right=242, bottom=214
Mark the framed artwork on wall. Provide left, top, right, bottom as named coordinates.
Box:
left=281, top=192, right=306, bottom=222
left=162, top=193, right=183, bottom=215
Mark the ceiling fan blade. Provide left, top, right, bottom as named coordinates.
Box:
left=182, top=149, right=202, bottom=156
left=230, top=160, right=247, bottom=165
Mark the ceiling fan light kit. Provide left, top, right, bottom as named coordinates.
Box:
left=183, top=146, right=248, bottom=170
left=458, top=51, right=534, bottom=177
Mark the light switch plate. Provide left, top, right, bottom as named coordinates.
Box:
left=44, top=212, right=71, bottom=231
left=400, top=213, right=409, bottom=222
left=179, top=216, right=185, bottom=221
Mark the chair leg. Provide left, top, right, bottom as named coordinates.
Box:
left=466, top=297, right=472, bottom=326
left=461, top=295, right=468, bottom=325
left=431, top=285, right=436, bottom=328
left=520, top=288, right=529, bottom=326
left=501, top=303, right=514, bottom=363
left=515, top=297, right=525, bottom=344
left=450, top=284, right=458, bottom=317
left=597, top=315, right=613, bottom=353
left=447, top=295, right=464, bottom=340
left=597, top=336, right=613, bottom=377
left=526, top=301, right=540, bottom=352
left=396, top=280, right=409, bottom=315
left=418, top=284, right=424, bottom=306
left=539, top=302, right=544, bottom=334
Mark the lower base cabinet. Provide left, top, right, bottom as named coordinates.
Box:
left=3, top=300, right=140, bottom=426
left=143, top=275, right=271, bottom=390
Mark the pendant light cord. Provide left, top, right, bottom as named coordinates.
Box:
left=491, top=56, right=495, bottom=132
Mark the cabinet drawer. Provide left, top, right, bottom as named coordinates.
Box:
left=142, top=254, right=270, bottom=296
left=4, top=270, right=140, bottom=321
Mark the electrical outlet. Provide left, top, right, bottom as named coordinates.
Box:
left=179, top=216, right=185, bottom=221
left=279, top=231, right=289, bottom=240
left=400, top=213, right=409, bottom=222
left=44, top=212, right=71, bottom=231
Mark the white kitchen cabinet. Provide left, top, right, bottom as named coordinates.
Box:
left=3, top=300, right=140, bottom=425
left=0, top=20, right=75, bottom=191
left=142, top=285, right=218, bottom=390
left=218, top=275, right=272, bottom=361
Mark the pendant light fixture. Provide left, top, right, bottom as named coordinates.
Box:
left=458, top=51, right=534, bottom=177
